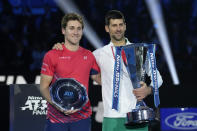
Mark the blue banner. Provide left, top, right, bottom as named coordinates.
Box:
left=148, top=44, right=160, bottom=107
left=112, top=46, right=122, bottom=111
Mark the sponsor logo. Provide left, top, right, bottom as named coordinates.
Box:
left=83, top=56, right=87, bottom=60
left=63, top=91, right=74, bottom=99
left=0, top=75, right=41, bottom=85
left=59, top=56, right=71, bottom=59
left=41, top=67, right=46, bottom=71
left=21, top=96, right=47, bottom=115
left=165, top=112, right=197, bottom=130
left=42, top=62, right=48, bottom=66
left=0, top=75, right=98, bottom=85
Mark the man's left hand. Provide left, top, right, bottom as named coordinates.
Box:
left=133, top=81, right=152, bottom=101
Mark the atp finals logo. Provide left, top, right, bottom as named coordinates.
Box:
left=21, top=96, right=47, bottom=115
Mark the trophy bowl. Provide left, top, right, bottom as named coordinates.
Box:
left=50, top=78, right=88, bottom=111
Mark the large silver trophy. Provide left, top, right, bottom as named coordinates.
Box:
left=50, top=78, right=88, bottom=111
left=122, top=43, right=159, bottom=126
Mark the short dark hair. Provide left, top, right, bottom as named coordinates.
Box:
left=61, top=13, right=84, bottom=29
left=105, top=10, right=125, bottom=25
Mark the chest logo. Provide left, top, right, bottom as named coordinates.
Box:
left=59, top=56, right=71, bottom=60
left=83, top=56, right=87, bottom=60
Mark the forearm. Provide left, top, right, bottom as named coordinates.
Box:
left=40, top=74, right=53, bottom=104
left=40, top=84, right=52, bottom=104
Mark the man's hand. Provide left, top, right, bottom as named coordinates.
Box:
left=52, top=42, right=64, bottom=50
left=91, top=73, right=101, bottom=85
left=133, top=81, right=152, bottom=101
left=53, top=104, right=79, bottom=115
left=63, top=109, right=79, bottom=115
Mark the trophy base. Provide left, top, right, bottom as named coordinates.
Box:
left=125, top=120, right=149, bottom=127
left=125, top=106, right=155, bottom=127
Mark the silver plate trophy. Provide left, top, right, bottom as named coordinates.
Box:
left=50, top=78, right=88, bottom=111
left=122, top=43, right=159, bottom=126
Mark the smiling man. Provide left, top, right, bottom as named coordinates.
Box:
left=40, top=13, right=101, bottom=131
left=93, top=10, right=163, bottom=131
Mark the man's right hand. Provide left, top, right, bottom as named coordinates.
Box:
left=52, top=103, right=79, bottom=115
left=52, top=42, right=64, bottom=50
left=64, top=109, right=79, bottom=115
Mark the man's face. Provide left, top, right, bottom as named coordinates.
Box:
left=105, top=19, right=126, bottom=41
left=62, top=20, right=83, bottom=45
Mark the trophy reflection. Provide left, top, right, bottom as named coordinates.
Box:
left=122, top=43, right=157, bottom=126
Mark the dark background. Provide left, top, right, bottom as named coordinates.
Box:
left=1, top=0, right=197, bottom=130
